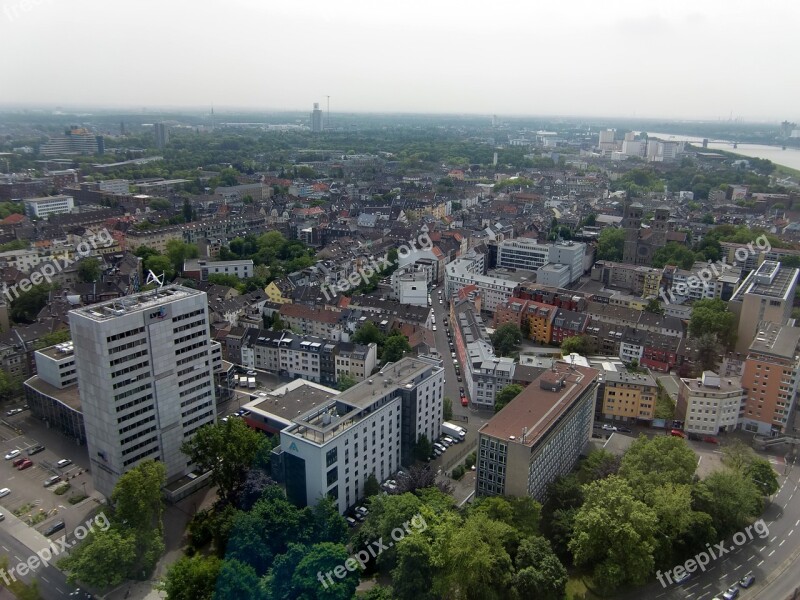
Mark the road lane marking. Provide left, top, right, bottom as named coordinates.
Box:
left=703, top=584, right=712, bottom=590
left=770, top=536, right=777, bottom=542
left=769, top=550, right=776, bottom=556
left=790, top=529, right=795, bottom=536
left=720, top=574, right=728, bottom=580
left=14, top=555, right=21, bottom=561
left=779, top=540, right=786, bottom=547
left=1, top=545, right=7, bottom=551
left=760, top=546, right=767, bottom=551
left=734, top=564, right=742, bottom=570
left=758, top=560, right=764, bottom=566
left=41, top=577, right=49, bottom=583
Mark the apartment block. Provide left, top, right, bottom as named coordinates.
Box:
left=677, top=371, right=745, bottom=435
left=183, top=258, right=254, bottom=281
left=601, top=370, right=657, bottom=423
left=740, top=323, right=800, bottom=435
left=272, top=356, right=444, bottom=513
left=24, top=195, right=74, bottom=218
left=69, top=286, right=217, bottom=498
left=729, top=261, right=799, bottom=353
left=476, top=363, right=599, bottom=500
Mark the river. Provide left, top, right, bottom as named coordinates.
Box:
left=637, top=131, right=800, bottom=172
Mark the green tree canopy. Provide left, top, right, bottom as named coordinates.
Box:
left=494, top=384, right=523, bottom=413
left=382, top=333, right=412, bottom=364
left=491, top=323, right=522, bottom=357
left=596, top=228, right=625, bottom=262
left=560, top=334, right=590, bottom=356
left=159, top=554, right=221, bottom=600
left=689, top=298, right=737, bottom=350
left=619, top=435, right=697, bottom=495
left=77, top=257, right=102, bottom=283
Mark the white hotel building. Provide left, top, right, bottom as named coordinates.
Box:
left=274, top=356, right=444, bottom=513
left=69, top=285, right=217, bottom=498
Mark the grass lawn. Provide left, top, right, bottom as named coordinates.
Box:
left=566, top=575, right=604, bottom=600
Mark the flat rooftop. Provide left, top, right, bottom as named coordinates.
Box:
left=335, top=357, right=438, bottom=410
left=72, top=285, right=202, bottom=321
left=247, top=380, right=339, bottom=422
left=733, top=261, right=798, bottom=301
left=37, top=342, right=74, bottom=360
left=749, top=322, right=800, bottom=359
left=480, top=363, right=599, bottom=446
left=24, top=376, right=81, bottom=411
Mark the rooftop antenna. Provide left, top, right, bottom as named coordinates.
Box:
left=145, top=270, right=165, bottom=289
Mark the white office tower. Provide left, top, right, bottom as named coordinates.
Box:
left=69, top=286, right=216, bottom=498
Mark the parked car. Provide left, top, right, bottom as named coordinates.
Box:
left=433, top=443, right=446, bottom=452
left=346, top=517, right=357, bottom=528
left=44, top=475, right=62, bottom=487
left=674, top=571, right=691, bottom=584
left=355, top=506, right=369, bottom=517
left=0, top=488, right=10, bottom=498
left=12, top=456, right=25, bottom=467
left=601, top=424, right=617, bottom=431
left=0, top=512, right=4, bottom=521
left=4, top=450, right=20, bottom=460
left=461, top=396, right=468, bottom=406
left=5, top=408, right=22, bottom=416
left=17, top=459, right=33, bottom=470
left=703, top=436, right=720, bottom=444
left=433, top=325, right=437, bottom=331
left=617, top=426, right=632, bottom=433
left=56, top=459, right=72, bottom=468
left=451, top=352, right=456, bottom=358
left=443, top=436, right=455, bottom=445
left=738, top=575, right=755, bottom=588
left=670, top=429, right=686, bottom=438
left=42, top=521, right=65, bottom=537
left=27, top=444, right=45, bottom=456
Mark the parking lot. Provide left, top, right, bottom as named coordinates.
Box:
left=0, top=412, right=99, bottom=540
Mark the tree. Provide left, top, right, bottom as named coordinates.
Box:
left=651, top=242, right=698, bottom=269
left=721, top=439, right=756, bottom=472
left=236, top=468, right=275, bottom=512
left=391, top=534, right=438, bottom=600
left=351, top=321, right=385, bottom=346
left=143, top=254, right=175, bottom=281
left=286, top=543, right=358, bottom=600
left=337, top=374, right=358, bottom=391
left=692, top=471, right=762, bottom=539
left=689, top=299, right=737, bottom=350
left=181, top=418, right=269, bottom=505
left=395, top=464, right=452, bottom=495
left=77, top=257, right=101, bottom=283
left=511, top=536, right=568, bottom=600
left=470, top=496, right=541, bottom=539
left=436, top=513, right=516, bottom=600
left=746, top=458, right=779, bottom=496
left=443, top=397, right=453, bottom=421
left=33, top=329, right=71, bottom=349
left=578, top=450, right=620, bottom=483
left=159, top=554, right=221, bottom=600
left=520, top=316, right=531, bottom=340
left=568, top=476, right=658, bottom=593
left=62, top=528, right=137, bottom=588
left=644, top=298, right=664, bottom=315
left=182, top=199, right=195, bottom=223
left=619, top=435, right=697, bottom=495
left=166, top=239, right=199, bottom=274
left=560, top=335, right=589, bottom=356
left=491, top=323, right=522, bottom=357
left=494, top=384, right=523, bottom=413
left=364, top=473, right=381, bottom=498
left=695, top=333, right=723, bottom=372
left=271, top=313, right=286, bottom=331
left=382, top=334, right=412, bottom=364
left=414, top=434, right=433, bottom=462
left=0, top=370, right=22, bottom=400
left=597, top=228, right=625, bottom=262
left=213, top=559, right=265, bottom=600
left=10, top=283, right=51, bottom=323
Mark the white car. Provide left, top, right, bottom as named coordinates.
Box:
left=4, top=450, right=20, bottom=460
left=56, top=459, right=72, bottom=468
left=0, top=488, right=10, bottom=498
left=433, top=325, right=437, bottom=331
left=601, top=424, right=617, bottom=432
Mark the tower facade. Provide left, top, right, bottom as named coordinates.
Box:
left=69, top=285, right=216, bottom=497
left=622, top=202, right=643, bottom=264
left=311, top=103, right=323, bottom=133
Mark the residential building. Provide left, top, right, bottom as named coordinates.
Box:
left=729, top=261, right=799, bottom=353
left=311, top=103, right=323, bottom=132
left=40, top=129, right=103, bottom=156
left=24, top=195, right=74, bottom=218
left=272, top=356, right=444, bottom=513
left=391, top=264, right=429, bottom=307
left=601, top=369, right=658, bottom=423
left=677, top=371, right=745, bottom=435
left=446, top=257, right=533, bottom=313
left=476, top=363, right=599, bottom=500
left=335, top=342, right=378, bottom=382
left=68, top=285, right=217, bottom=499
left=740, top=322, right=800, bottom=435
left=154, top=123, right=170, bottom=149
left=183, top=258, right=254, bottom=281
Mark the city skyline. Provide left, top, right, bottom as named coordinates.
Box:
left=2, top=0, right=798, bottom=121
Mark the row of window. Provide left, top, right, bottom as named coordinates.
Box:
left=122, top=445, right=158, bottom=467
left=111, top=359, right=150, bottom=380
left=172, top=308, right=205, bottom=323
left=118, top=403, right=153, bottom=424
left=122, top=435, right=158, bottom=457
left=173, top=318, right=206, bottom=335
left=119, top=413, right=156, bottom=436
left=110, top=349, right=149, bottom=367
left=175, top=330, right=207, bottom=346
left=112, top=372, right=149, bottom=390
left=176, top=340, right=208, bottom=357
left=106, top=326, right=145, bottom=344
left=108, top=337, right=146, bottom=355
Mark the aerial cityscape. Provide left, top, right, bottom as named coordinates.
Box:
left=2, top=2, right=800, bottom=600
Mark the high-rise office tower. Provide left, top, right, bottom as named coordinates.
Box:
left=311, top=103, right=323, bottom=133
left=69, top=285, right=216, bottom=497
left=154, top=122, right=170, bottom=149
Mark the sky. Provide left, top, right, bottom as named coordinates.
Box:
left=1, top=0, right=798, bottom=121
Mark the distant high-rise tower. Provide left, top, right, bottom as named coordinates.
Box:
left=311, top=103, right=323, bottom=133
left=154, top=122, right=169, bottom=149
left=120, top=121, right=126, bottom=136
left=69, top=285, right=217, bottom=498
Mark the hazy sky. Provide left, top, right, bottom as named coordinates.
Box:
left=2, top=0, right=798, bottom=120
